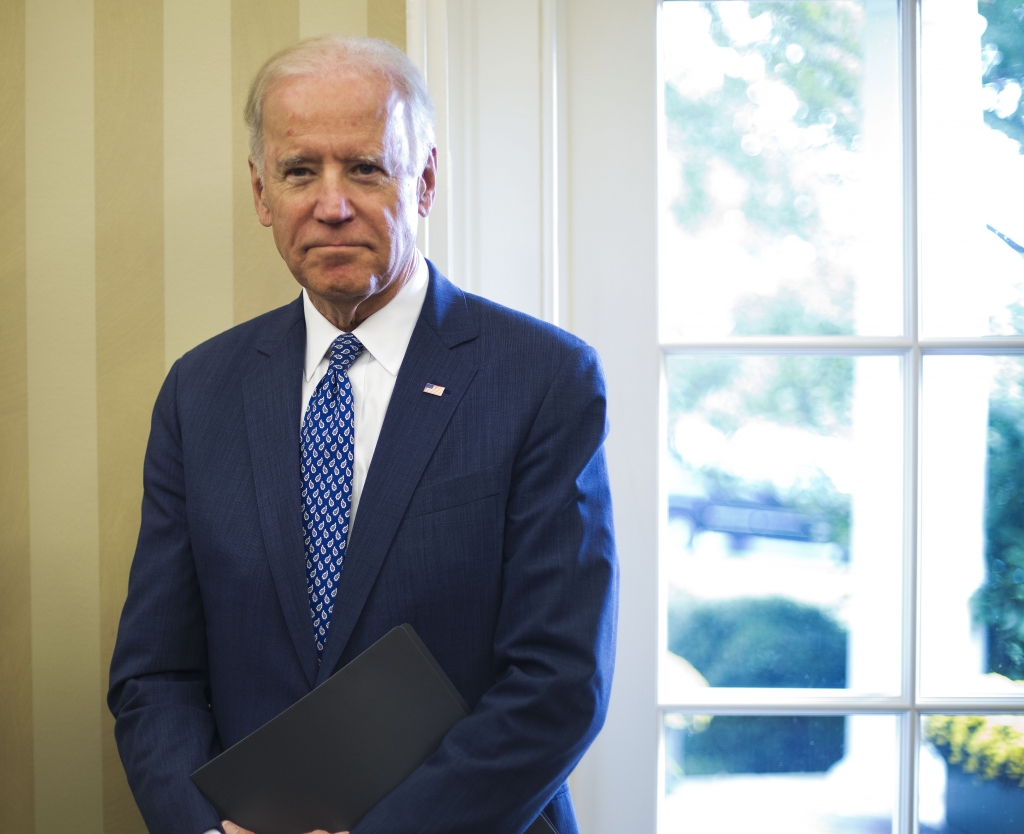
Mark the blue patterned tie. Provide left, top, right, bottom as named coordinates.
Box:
left=301, top=333, right=363, bottom=661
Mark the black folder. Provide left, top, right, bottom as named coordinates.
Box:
left=191, top=624, right=557, bottom=834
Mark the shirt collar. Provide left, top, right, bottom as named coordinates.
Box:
left=302, top=250, right=429, bottom=382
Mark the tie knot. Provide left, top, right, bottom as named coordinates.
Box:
left=329, top=333, right=363, bottom=373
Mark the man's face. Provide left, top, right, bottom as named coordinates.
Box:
left=251, top=71, right=435, bottom=321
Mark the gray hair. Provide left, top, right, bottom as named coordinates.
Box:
left=244, top=35, right=436, bottom=180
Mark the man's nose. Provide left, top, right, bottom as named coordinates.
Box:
left=313, top=178, right=355, bottom=223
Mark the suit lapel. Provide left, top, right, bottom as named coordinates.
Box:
left=242, top=298, right=320, bottom=688
left=316, top=267, right=479, bottom=684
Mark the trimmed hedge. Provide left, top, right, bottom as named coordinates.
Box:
left=668, top=594, right=847, bottom=773
left=668, top=594, right=847, bottom=688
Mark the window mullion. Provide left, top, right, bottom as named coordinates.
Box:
left=900, top=1, right=921, bottom=832
left=901, top=342, right=921, bottom=834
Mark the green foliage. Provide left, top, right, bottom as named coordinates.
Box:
left=747, top=1, right=863, bottom=144
left=745, top=355, right=853, bottom=435
left=665, top=353, right=853, bottom=549
left=732, top=286, right=854, bottom=337
left=664, top=1, right=862, bottom=337
left=667, top=2, right=864, bottom=236
left=677, top=714, right=845, bottom=775
left=665, top=80, right=815, bottom=238
left=973, top=371, right=1024, bottom=678
left=1006, top=300, right=1024, bottom=335
left=667, top=593, right=847, bottom=774
left=668, top=593, right=847, bottom=687
left=783, top=470, right=852, bottom=551
left=979, top=0, right=1024, bottom=150
left=925, top=714, right=1024, bottom=786
left=666, top=354, right=853, bottom=438
left=666, top=354, right=741, bottom=427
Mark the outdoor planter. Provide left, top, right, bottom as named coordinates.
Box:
left=925, top=712, right=1024, bottom=834
left=946, top=765, right=1024, bottom=834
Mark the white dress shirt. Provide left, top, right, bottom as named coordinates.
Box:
left=300, top=251, right=429, bottom=529
left=199, top=253, right=428, bottom=834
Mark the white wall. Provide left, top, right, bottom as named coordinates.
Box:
left=563, top=2, right=660, bottom=830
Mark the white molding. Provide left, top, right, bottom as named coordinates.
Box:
left=425, top=0, right=451, bottom=276
left=445, top=0, right=479, bottom=294
left=563, top=0, right=661, bottom=831
left=437, top=0, right=560, bottom=321
left=406, top=0, right=427, bottom=257
left=406, top=0, right=452, bottom=276
left=539, top=0, right=561, bottom=326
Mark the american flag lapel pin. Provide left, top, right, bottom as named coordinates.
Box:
left=423, top=383, right=445, bottom=397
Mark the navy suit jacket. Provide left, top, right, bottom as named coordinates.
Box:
left=108, top=264, right=618, bottom=834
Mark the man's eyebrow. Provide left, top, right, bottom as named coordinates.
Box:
left=275, top=155, right=316, bottom=171
left=348, top=152, right=387, bottom=167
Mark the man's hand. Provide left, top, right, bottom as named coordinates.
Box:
left=222, top=820, right=349, bottom=834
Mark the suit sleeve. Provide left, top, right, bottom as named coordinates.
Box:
left=354, top=344, right=619, bottom=834
left=107, top=361, right=224, bottom=834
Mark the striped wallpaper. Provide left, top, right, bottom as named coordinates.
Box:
left=0, top=2, right=406, bottom=832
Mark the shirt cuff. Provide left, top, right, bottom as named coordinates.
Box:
left=201, top=829, right=221, bottom=834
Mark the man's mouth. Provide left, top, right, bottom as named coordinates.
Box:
left=307, top=242, right=365, bottom=249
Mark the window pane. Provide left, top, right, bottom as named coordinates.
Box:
left=659, top=1, right=902, bottom=340
left=920, top=356, right=1024, bottom=696
left=920, top=0, right=1024, bottom=336
left=920, top=714, right=1024, bottom=833
left=661, top=354, right=903, bottom=697
left=662, top=713, right=897, bottom=832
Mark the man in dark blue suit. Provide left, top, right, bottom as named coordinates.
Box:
left=108, top=35, right=617, bottom=834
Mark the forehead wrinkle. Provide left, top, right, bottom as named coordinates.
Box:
left=264, top=75, right=414, bottom=175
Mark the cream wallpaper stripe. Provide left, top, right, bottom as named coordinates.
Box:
left=367, top=0, right=405, bottom=50
left=231, top=0, right=302, bottom=326
left=301, top=0, right=368, bottom=39
left=25, top=0, right=104, bottom=832
left=0, top=0, right=34, bottom=829
left=95, top=1, right=164, bottom=831
left=164, top=0, right=234, bottom=368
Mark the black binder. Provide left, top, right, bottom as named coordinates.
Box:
left=191, top=624, right=557, bottom=834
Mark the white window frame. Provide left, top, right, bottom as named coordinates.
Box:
left=656, top=2, right=1024, bottom=832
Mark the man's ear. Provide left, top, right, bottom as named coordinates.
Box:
left=249, top=158, right=274, bottom=228
left=417, top=147, right=438, bottom=218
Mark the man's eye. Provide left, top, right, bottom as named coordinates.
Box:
left=354, top=164, right=378, bottom=176
left=287, top=167, right=313, bottom=178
